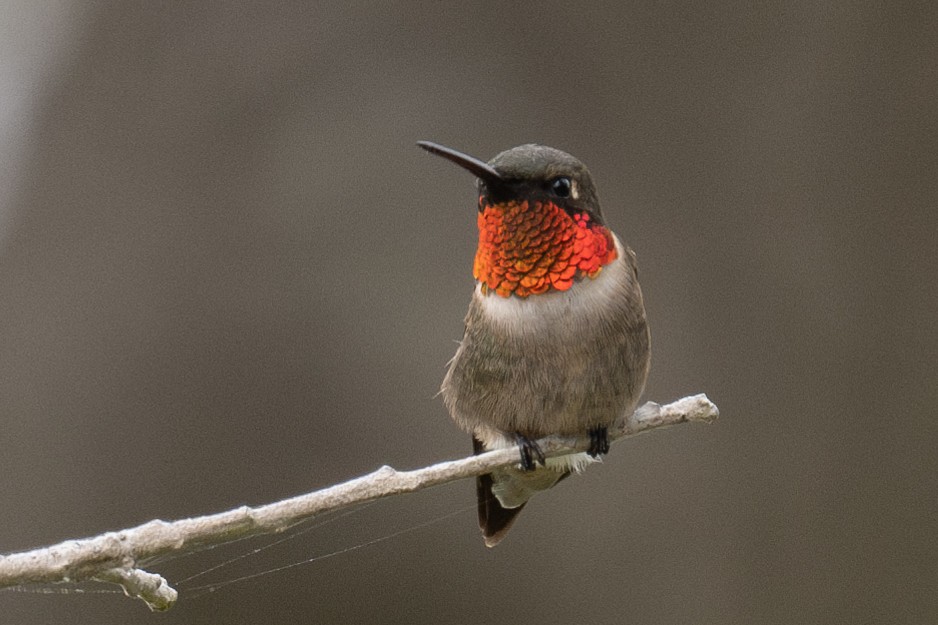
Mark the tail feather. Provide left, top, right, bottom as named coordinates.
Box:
left=476, top=471, right=526, bottom=548
left=472, top=436, right=581, bottom=547
left=473, top=437, right=525, bottom=547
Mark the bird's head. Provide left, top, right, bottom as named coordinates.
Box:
left=418, top=141, right=618, bottom=298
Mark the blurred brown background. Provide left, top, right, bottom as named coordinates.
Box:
left=1, top=2, right=936, bottom=623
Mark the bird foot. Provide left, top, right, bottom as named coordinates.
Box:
left=514, top=434, right=546, bottom=471
left=587, top=426, right=610, bottom=457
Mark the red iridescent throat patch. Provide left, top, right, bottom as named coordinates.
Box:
left=473, top=199, right=618, bottom=298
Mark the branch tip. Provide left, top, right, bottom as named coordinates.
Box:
left=95, top=567, right=177, bottom=612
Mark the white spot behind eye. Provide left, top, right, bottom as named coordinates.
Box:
left=570, top=180, right=579, bottom=200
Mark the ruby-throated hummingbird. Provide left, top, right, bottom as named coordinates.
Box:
left=418, top=141, right=651, bottom=547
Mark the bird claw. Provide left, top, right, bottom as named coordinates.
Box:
left=515, top=434, right=546, bottom=471
left=587, top=426, right=610, bottom=457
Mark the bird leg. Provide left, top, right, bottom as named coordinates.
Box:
left=587, top=426, right=610, bottom=457
left=514, top=434, right=546, bottom=471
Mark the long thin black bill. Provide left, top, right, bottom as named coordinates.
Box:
left=417, top=141, right=503, bottom=185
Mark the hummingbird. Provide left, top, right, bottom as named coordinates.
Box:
left=418, top=141, right=651, bottom=547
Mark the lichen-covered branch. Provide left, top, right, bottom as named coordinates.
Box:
left=0, top=394, right=718, bottom=611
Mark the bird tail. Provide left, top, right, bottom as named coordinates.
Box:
left=473, top=437, right=573, bottom=547
left=474, top=437, right=526, bottom=547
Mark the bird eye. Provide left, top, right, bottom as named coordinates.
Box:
left=550, top=177, right=572, bottom=198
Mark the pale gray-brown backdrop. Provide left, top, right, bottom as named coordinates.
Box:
left=1, top=2, right=936, bottom=624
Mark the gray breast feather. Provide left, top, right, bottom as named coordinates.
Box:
left=441, top=238, right=650, bottom=447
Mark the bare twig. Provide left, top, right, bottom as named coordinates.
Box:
left=0, top=394, right=718, bottom=611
